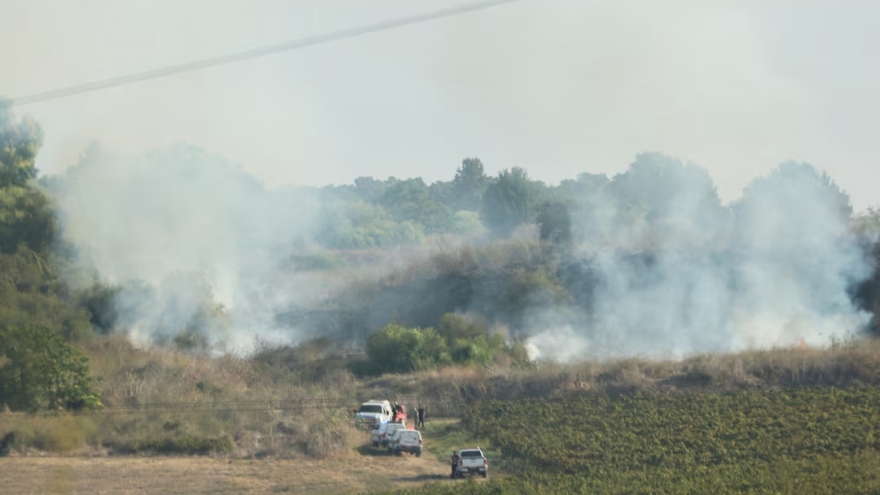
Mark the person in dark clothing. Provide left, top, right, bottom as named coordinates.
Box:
left=417, top=405, right=425, bottom=428
left=451, top=451, right=461, bottom=479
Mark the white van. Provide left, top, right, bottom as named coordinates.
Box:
left=377, top=422, right=407, bottom=447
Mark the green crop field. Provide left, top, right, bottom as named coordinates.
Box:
left=371, top=387, right=880, bottom=494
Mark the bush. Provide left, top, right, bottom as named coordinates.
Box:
left=114, top=434, right=235, bottom=455
left=366, top=324, right=452, bottom=374
left=0, top=325, right=101, bottom=411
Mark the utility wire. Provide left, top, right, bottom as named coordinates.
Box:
left=2, top=0, right=522, bottom=108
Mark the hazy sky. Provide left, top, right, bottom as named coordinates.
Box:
left=2, top=0, right=878, bottom=210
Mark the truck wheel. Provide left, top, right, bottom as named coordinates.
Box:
left=481, top=472, right=488, bottom=478
left=416, top=451, right=422, bottom=457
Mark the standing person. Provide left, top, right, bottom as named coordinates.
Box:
left=451, top=450, right=461, bottom=479
left=417, top=405, right=425, bottom=429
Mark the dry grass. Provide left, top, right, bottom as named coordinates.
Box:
left=0, top=453, right=451, bottom=495
left=365, top=338, right=880, bottom=409
left=6, top=334, right=880, bottom=457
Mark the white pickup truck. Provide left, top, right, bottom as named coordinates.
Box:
left=355, top=400, right=393, bottom=430
left=455, top=448, right=488, bottom=478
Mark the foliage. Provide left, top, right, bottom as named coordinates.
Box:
left=481, top=167, right=540, bottom=237
left=0, top=106, right=42, bottom=189
left=0, top=183, right=57, bottom=255
left=319, top=199, right=426, bottom=249
left=452, top=158, right=490, bottom=211
left=465, top=388, right=880, bottom=476
left=112, top=434, right=235, bottom=455
left=0, top=325, right=101, bottom=411
left=362, top=315, right=522, bottom=375
left=0, top=249, right=93, bottom=342
left=437, top=314, right=507, bottom=367
left=373, top=387, right=880, bottom=495
left=608, top=152, right=725, bottom=228
left=537, top=201, right=572, bottom=245
left=0, top=107, right=55, bottom=255
left=378, top=178, right=453, bottom=233
left=365, top=324, right=452, bottom=374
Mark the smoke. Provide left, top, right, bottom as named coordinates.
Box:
left=53, top=144, right=322, bottom=353
left=526, top=155, right=873, bottom=361
left=50, top=145, right=874, bottom=362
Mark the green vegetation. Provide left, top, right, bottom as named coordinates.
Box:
left=371, top=387, right=880, bottom=495
left=0, top=326, right=101, bottom=412
left=356, top=314, right=527, bottom=375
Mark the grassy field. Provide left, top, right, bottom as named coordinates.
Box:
left=0, top=455, right=453, bottom=495
left=0, top=416, right=500, bottom=495
left=371, top=386, right=880, bottom=495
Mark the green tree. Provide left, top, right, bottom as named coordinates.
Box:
left=318, top=200, right=425, bottom=248
left=481, top=167, right=538, bottom=236
left=537, top=201, right=572, bottom=245
left=0, top=106, right=42, bottom=188
left=608, top=153, right=725, bottom=229
left=0, top=183, right=57, bottom=254
left=352, top=176, right=388, bottom=203
left=366, top=324, right=451, bottom=374
left=451, top=158, right=489, bottom=211
left=0, top=107, right=55, bottom=254
left=0, top=325, right=101, bottom=411
left=436, top=314, right=506, bottom=366
left=379, top=178, right=452, bottom=233
left=0, top=248, right=93, bottom=342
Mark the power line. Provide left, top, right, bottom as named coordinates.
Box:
left=2, top=0, right=523, bottom=108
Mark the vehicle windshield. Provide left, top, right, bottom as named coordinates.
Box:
left=461, top=450, right=483, bottom=457
left=358, top=405, right=383, bottom=413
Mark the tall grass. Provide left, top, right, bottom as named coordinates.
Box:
left=3, top=335, right=879, bottom=457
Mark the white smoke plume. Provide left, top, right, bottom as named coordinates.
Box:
left=526, top=155, right=873, bottom=361
left=53, top=144, right=321, bottom=353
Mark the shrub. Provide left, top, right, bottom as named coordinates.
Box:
left=366, top=324, right=451, bottom=374
left=0, top=325, right=102, bottom=411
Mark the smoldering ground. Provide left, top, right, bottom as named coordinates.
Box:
left=49, top=147, right=877, bottom=360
